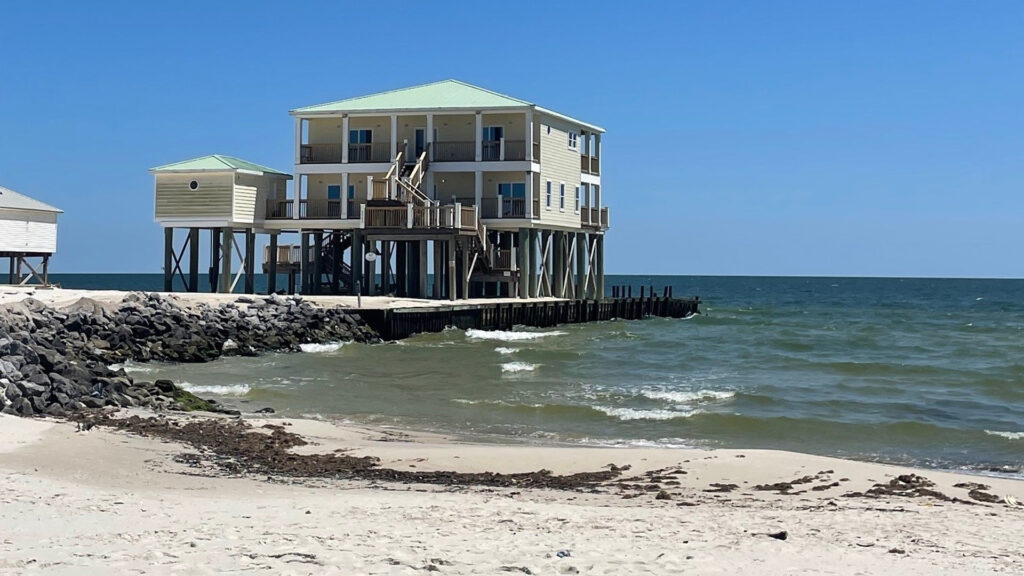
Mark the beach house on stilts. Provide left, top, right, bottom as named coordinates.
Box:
left=0, top=185, right=62, bottom=285
left=153, top=80, right=608, bottom=300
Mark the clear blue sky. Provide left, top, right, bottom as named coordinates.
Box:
left=2, top=1, right=1022, bottom=277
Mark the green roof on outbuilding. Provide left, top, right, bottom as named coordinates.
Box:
left=149, top=155, right=291, bottom=177
left=292, top=79, right=604, bottom=132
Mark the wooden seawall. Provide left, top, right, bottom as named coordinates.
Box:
left=359, top=296, right=700, bottom=341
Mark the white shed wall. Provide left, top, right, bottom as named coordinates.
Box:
left=0, top=209, right=58, bottom=253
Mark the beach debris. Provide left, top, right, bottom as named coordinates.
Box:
left=953, top=482, right=989, bottom=491
left=967, top=490, right=1002, bottom=504
left=843, top=474, right=966, bottom=504
left=655, top=490, right=672, bottom=500
left=1004, top=496, right=1020, bottom=508
left=753, top=475, right=817, bottom=494
left=70, top=412, right=625, bottom=490
left=888, top=548, right=906, bottom=554
left=500, top=567, right=533, bottom=575
left=704, top=483, right=739, bottom=493
left=766, top=531, right=788, bottom=541
left=556, top=550, right=572, bottom=558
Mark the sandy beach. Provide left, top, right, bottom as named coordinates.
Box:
left=1, top=411, right=1022, bottom=575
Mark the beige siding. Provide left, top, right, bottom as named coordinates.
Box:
left=348, top=116, right=391, bottom=147
left=434, top=114, right=475, bottom=143
left=481, top=113, right=526, bottom=141
left=154, top=173, right=233, bottom=220
left=538, top=114, right=583, bottom=227
left=434, top=172, right=474, bottom=203
left=308, top=118, right=343, bottom=144
left=235, top=173, right=287, bottom=222
left=232, top=185, right=257, bottom=223
left=0, top=209, right=57, bottom=253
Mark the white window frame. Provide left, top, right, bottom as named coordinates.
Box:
left=559, top=183, right=565, bottom=212
left=568, top=131, right=578, bottom=150
left=574, top=186, right=580, bottom=214
left=545, top=180, right=552, bottom=209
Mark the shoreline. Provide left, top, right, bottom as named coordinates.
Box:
left=2, top=410, right=1022, bottom=574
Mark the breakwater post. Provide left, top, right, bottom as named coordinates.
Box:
left=359, top=296, right=700, bottom=341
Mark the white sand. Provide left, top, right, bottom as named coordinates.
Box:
left=1, top=413, right=1021, bottom=575
left=0, top=285, right=565, bottom=311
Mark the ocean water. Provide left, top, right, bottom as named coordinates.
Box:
left=51, top=274, right=1024, bottom=476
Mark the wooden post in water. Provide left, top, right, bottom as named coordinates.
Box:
left=163, top=228, right=173, bottom=292
left=187, top=227, right=199, bottom=293
left=267, top=233, right=278, bottom=294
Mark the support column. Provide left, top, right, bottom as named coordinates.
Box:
left=553, top=231, right=564, bottom=298
left=299, top=231, right=310, bottom=294
left=341, top=173, right=349, bottom=219
left=576, top=232, right=587, bottom=299
left=596, top=234, right=605, bottom=300
left=528, top=229, right=539, bottom=298
left=342, top=116, right=350, bottom=163
left=517, top=228, right=529, bottom=298
left=390, top=115, right=398, bottom=157
left=447, top=239, right=457, bottom=302
left=525, top=109, right=534, bottom=163
left=474, top=113, right=483, bottom=162
left=244, top=229, right=256, bottom=294
left=267, top=233, right=278, bottom=294
left=417, top=240, right=428, bottom=298
left=41, top=256, right=49, bottom=285
left=426, top=114, right=434, bottom=161
left=432, top=240, right=443, bottom=299
left=367, top=240, right=377, bottom=296
left=294, top=117, right=303, bottom=164
left=163, top=228, right=173, bottom=292
left=396, top=240, right=407, bottom=297
left=220, top=229, right=232, bottom=293
left=209, top=228, right=221, bottom=292
left=524, top=172, right=534, bottom=219
left=187, top=228, right=199, bottom=293
left=474, top=170, right=483, bottom=209
left=312, top=231, right=324, bottom=295
left=293, top=175, right=303, bottom=220
left=351, top=230, right=363, bottom=295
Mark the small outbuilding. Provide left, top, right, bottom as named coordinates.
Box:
left=150, top=155, right=291, bottom=293
left=0, top=185, right=62, bottom=285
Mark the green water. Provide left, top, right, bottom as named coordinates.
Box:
left=114, top=275, right=1024, bottom=477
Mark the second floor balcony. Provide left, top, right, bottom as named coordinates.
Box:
left=300, top=142, right=394, bottom=164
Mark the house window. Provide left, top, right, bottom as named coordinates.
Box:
left=545, top=181, right=552, bottom=209
left=482, top=126, right=504, bottom=160
left=574, top=186, right=580, bottom=213
left=568, top=131, right=578, bottom=150
left=559, top=184, right=565, bottom=210
left=498, top=182, right=526, bottom=217
left=349, top=129, right=372, bottom=144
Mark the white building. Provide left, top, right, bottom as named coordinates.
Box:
left=0, top=185, right=62, bottom=285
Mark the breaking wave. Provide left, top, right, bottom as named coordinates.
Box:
left=180, top=383, right=251, bottom=396
left=495, top=347, right=519, bottom=355
left=639, top=389, right=735, bottom=403
left=465, top=329, right=566, bottom=342
left=299, top=342, right=345, bottom=353
left=595, top=406, right=699, bottom=421
left=501, top=362, right=537, bottom=373
left=985, top=430, right=1024, bottom=440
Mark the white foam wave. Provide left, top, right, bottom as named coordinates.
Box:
left=595, top=406, right=698, bottom=421
left=501, top=362, right=537, bottom=373
left=107, top=361, right=153, bottom=374
left=495, top=347, right=519, bottom=355
left=985, top=430, right=1024, bottom=440
left=640, top=389, right=735, bottom=403
left=180, top=383, right=251, bottom=396
left=466, top=329, right=566, bottom=342
left=299, top=342, right=345, bottom=353
left=451, top=398, right=481, bottom=405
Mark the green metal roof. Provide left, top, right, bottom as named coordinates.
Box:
left=0, top=185, right=62, bottom=213
left=292, top=79, right=604, bottom=132
left=149, top=155, right=292, bottom=177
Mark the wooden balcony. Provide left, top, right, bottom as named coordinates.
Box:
left=433, top=141, right=474, bottom=161
left=265, top=199, right=358, bottom=220
left=298, top=142, right=393, bottom=164
left=582, top=206, right=610, bottom=229
left=581, top=155, right=600, bottom=175
left=480, top=197, right=528, bottom=219
left=362, top=203, right=477, bottom=231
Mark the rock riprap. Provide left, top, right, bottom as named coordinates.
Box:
left=0, top=293, right=379, bottom=417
